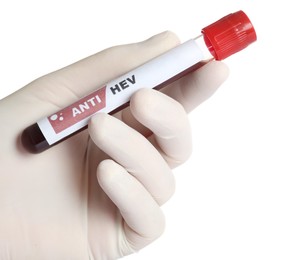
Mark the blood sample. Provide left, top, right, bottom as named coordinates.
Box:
left=21, top=10, right=257, bottom=153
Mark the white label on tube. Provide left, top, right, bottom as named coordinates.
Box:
left=37, top=39, right=204, bottom=145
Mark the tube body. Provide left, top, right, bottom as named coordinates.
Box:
left=22, top=37, right=212, bottom=153
left=21, top=10, right=257, bottom=153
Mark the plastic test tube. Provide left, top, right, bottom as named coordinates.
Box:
left=21, top=10, right=257, bottom=153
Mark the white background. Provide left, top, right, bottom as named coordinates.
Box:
left=1, top=1, right=297, bottom=259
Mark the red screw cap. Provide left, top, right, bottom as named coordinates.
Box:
left=201, top=10, right=257, bottom=60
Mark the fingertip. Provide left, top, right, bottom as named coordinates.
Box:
left=142, top=31, right=180, bottom=47
left=96, top=159, right=167, bottom=248
left=194, top=60, right=230, bottom=93
left=88, top=113, right=112, bottom=147
left=207, top=60, right=230, bottom=81
left=88, top=112, right=107, bottom=131
left=130, top=88, right=186, bottom=131
left=129, top=88, right=154, bottom=121
left=137, top=31, right=181, bottom=59
left=97, top=159, right=115, bottom=183
left=176, top=60, right=230, bottom=112
left=97, top=159, right=125, bottom=192
left=130, top=88, right=192, bottom=168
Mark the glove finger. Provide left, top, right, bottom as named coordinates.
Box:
left=162, top=60, right=229, bottom=113
left=120, top=60, right=229, bottom=136
left=88, top=113, right=175, bottom=206
left=97, top=159, right=165, bottom=253
left=130, top=89, right=191, bottom=168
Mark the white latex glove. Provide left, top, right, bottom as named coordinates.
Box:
left=0, top=31, right=229, bottom=259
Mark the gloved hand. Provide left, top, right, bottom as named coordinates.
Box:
left=0, top=31, right=229, bottom=259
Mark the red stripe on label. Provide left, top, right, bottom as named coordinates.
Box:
left=48, top=86, right=106, bottom=134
